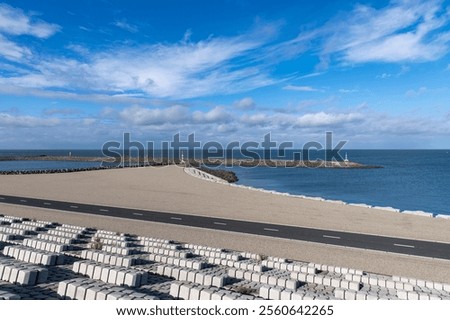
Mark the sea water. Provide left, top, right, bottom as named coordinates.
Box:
left=0, top=149, right=449, bottom=215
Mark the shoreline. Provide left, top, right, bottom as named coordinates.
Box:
left=185, top=167, right=450, bottom=220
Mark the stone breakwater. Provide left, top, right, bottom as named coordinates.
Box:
left=0, top=213, right=449, bottom=300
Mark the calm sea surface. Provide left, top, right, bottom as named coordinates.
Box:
left=0, top=149, right=449, bottom=215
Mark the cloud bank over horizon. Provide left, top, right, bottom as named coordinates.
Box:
left=0, top=0, right=449, bottom=148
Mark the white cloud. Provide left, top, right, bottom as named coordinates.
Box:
left=0, top=34, right=30, bottom=60
left=294, top=111, right=364, bottom=127
left=405, top=86, right=428, bottom=97
left=192, top=106, right=231, bottom=123
left=283, top=85, right=319, bottom=92
left=119, top=105, right=190, bottom=125
left=114, top=19, right=138, bottom=33
left=1, top=26, right=277, bottom=99
left=0, top=113, right=60, bottom=128
left=0, top=3, right=60, bottom=38
left=316, top=0, right=450, bottom=63
left=233, top=97, right=256, bottom=110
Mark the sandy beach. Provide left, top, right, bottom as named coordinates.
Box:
left=1, top=165, right=450, bottom=282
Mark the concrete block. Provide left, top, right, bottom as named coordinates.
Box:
left=251, top=272, right=261, bottom=283
left=124, top=272, right=139, bottom=287
left=268, top=276, right=278, bottom=286
left=17, top=269, right=37, bottom=285
left=269, top=287, right=282, bottom=300
left=403, top=283, right=414, bottom=291
left=291, top=292, right=305, bottom=300
left=199, top=288, right=215, bottom=300
left=407, top=292, right=420, bottom=300
left=280, top=290, right=292, bottom=300
left=187, top=271, right=197, bottom=283
left=96, top=289, right=112, bottom=300
left=100, top=268, right=110, bottom=283
left=243, top=271, right=252, bottom=281
left=285, top=279, right=298, bottom=290
left=260, top=274, right=269, bottom=284
left=84, top=285, right=102, bottom=300
left=397, top=290, right=408, bottom=300
left=179, top=284, right=191, bottom=300
left=277, top=278, right=287, bottom=287
left=227, top=268, right=237, bottom=278
left=386, top=280, right=396, bottom=289
left=169, top=282, right=182, bottom=298
left=212, top=276, right=226, bottom=287
left=344, top=290, right=357, bottom=300
left=189, top=286, right=203, bottom=300
left=259, top=286, right=270, bottom=299
left=205, top=274, right=216, bottom=286
left=349, top=281, right=361, bottom=291
left=195, top=273, right=205, bottom=286
left=92, top=265, right=103, bottom=280
left=211, top=292, right=226, bottom=300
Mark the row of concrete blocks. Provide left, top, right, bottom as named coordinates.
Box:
left=101, top=245, right=138, bottom=256
left=10, top=223, right=41, bottom=232
left=3, top=245, right=65, bottom=266
left=239, top=252, right=262, bottom=260
left=149, top=253, right=206, bottom=270
left=22, top=238, right=69, bottom=253
left=139, top=239, right=182, bottom=250
left=183, top=243, right=224, bottom=252
left=0, top=257, right=48, bottom=285
left=143, top=246, right=192, bottom=259
left=259, top=285, right=328, bottom=300
left=37, top=233, right=77, bottom=244
left=57, top=278, right=159, bottom=300
left=290, top=272, right=362, bottom=291
left=334, top=288, right=379, bottom=300
left=261, top=260, right=317, bottom=274
left=0, top=290, right=20, bottom=300
left=81, top=249, right=138, bottom=268
left=60, top=224, right=87, bottom=231
left=47, top=229, right=82, bottom=239
left=209, top=257, right=267, bottom=272
left=96, top=229, right=127, bottom=236
left=155, top=264, right=229, bottom=288
left=93, top=232, right=131, bottom=242
left=397, top=290, right=445, bottom=300
left=94, top=238, right=135, bottom=248
left=194, top=249, right=242, bottom=261
left=170, top=282, right=254, bottom=300
left=228, top=268, right=298, bottom=291
left=137, top=235, right=171, bottom=244
left=0, top=217, right=21, bottom=223
left=308, top=262, right=364, bottom=275
left=392, top=275, right=450, bottom=293
left=0, top=233, right=15, bottom=242
left=54, top=227, right=87, bottom=235
left=345, top=274, right=414, bottom=291
left=73, top=261, right=148, bottom=287
left=267, top=256, right=288, bottom=262
left=21, top=220, right=55, bottom=228
left=0, top=226, right=30, bottom=236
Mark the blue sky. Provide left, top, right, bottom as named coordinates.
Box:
left=0, top=0, right=450, bottom=149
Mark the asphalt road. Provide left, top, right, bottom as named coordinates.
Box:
left=1, top=194, right=449, bottom=260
